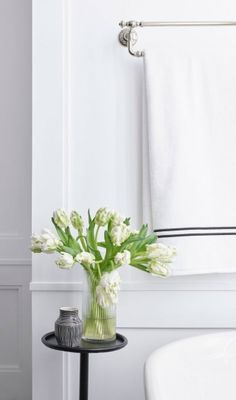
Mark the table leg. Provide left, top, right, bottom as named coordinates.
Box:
left=79, top=352, right=89, bottom=400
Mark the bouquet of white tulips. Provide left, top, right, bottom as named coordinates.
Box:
left=31, top=207, right=176, bottom=342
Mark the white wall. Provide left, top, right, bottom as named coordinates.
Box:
left=32, top=0, right=236, bottom=399
left=0, top=1, right=32, bottom=399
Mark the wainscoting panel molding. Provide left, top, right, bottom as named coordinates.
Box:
left=0, top=265, right=31, bottom=400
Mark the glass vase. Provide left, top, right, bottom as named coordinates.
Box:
left=82, top=270, right=116, bottom=343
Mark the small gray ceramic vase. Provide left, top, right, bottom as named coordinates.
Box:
left=55, top=307, right=82, bottom=347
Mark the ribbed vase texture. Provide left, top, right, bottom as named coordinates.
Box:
left=82, top=271, right=116, bottom=343
left=55, top=307, right=82, bottom=347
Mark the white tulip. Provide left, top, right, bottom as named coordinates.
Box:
left=110, top=223, right=131, bottom=246
left=94, top=207, right=111, bottom=226
left=145, top=243, right=176, bottom=277
left=95, top=286, right=112, bottom=308
left=31, top=233, right=43, bottom=253
left=70, top=210, right=84, bottom=231
left=53, top=209, right=70, bottom=229
left=40, top=229, right=61, bottom=253
left=96, top=270, right=121, bottom=308
left=75, top=251, right=95, bottom=267
left=31, top=229, right=61, bottom=253
left=146, top=243, right=177, bottom=261
left=147, top=260, right=171, bottom=277
left=100, top=270, right=121, bottom=287
left=114, top=250, right=131, bottom=266
left=110, top=211, right=125, bottom=226
left=56, top=252, right=74, bottom=269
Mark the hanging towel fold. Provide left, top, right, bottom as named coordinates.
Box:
left=143, top=45, right=236, bottom=275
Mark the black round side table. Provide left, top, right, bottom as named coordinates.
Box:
left=42, top=332, right=128, bottom=400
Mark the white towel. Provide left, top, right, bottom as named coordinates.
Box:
left=143, top=44, right=236, bottom=275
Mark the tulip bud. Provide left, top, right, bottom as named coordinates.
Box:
left=94, top=207, right=111, bottom=226
left=31, top=229, right=61, bottom=254
left=110, top=223, right=131, bottom=246
left=75, top=251, right=95, bottom=267
left=114, top=250, right=131, bottom=266
left=109, top=211, right=125, bottom=226
left=31, top=233, right=43, bottom=253
left=53, top=209, right=69, bottom=229
left=55, top=252, right=74, bottom=269
left=96, top=270, right=121, bottom=308
left=70, top=210, right=84, bottom=231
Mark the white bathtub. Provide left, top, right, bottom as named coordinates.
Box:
left=145, top=331, right=236, bottom=400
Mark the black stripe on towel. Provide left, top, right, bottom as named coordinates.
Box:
left=154, top=227, right=236, bottom=238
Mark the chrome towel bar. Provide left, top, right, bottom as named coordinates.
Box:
left=118, top=20, right=236, bottom=57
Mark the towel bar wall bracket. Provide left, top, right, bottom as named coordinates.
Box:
left=118, top=21, right=144, bottom=57
left=118, top=28, right=138, bottom=48
left=118, top=19, right=236, bottom=57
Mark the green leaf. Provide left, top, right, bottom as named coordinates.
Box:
left=130, top=262, right=148, bottom=272
left=88, top=209, right=92, bottom=224
left=136, top=234, right=157, bottom=252
left=101, top=231, right=113, bottom=267
left=139, top=224, right=148, bottom=238
left=119, top=236, right=142, bottom=252
left=86, top=220, right=102, bottom=261
left=87, top=220, right=96, bottom=249
left=51, top=217, right=68, bottom=245
left=104, top=231, right=113, bottom=252
left=65, top=227, right=82, bottom=252
left=97, top=241, right=106, bottom=248
left=62, top=246, right=77, bottom=257
left=107, top=219, right=112, bottom=233
left=127, top=237, right=143, bottom=254
left=123, top=217, right=131, bottom=226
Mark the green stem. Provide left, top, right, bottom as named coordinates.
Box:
left=95, top=226, right=100, bottom=246
left=77, top=233, right=88, bottom=251
left=82, top=274, right=116, bottom=341
left=130, top=262, right=148, bottom=272
left=97, top=264, right=102, bottom=279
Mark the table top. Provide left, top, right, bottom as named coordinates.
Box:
left=41, top=331, right=128, bottom=354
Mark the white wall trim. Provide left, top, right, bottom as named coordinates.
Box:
left=30, top=281, right=82, bottom=291
left=30, top=276, right=236, bottom=291
left=0, top=365, right=20, bottom=372
left=0, top=259, right=31, bottom=266
left=62, top=0, right=70, bottom=212
left=0, top=233, right=22, bottom=238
